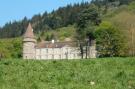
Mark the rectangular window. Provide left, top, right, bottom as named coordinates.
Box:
left=39, top=55, right=41, bottom=59
left=46, top=49, right=48, bottom=53
left=74, top=54, right=76, bottom=59
left=59, top=55, right=61, bottom=59
left=52, top=55, right=54, bottom=59
left=46, top=55, right=48, bottom=59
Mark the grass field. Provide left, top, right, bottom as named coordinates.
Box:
left=0, top=58, right=135, bottom=89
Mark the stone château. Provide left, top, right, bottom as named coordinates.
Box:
left=23, top=23, right=97, bottom=60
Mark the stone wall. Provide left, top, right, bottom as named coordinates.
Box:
left=23, top=42, right=36, bottom=59
left=35, top=47, right=81, bottom=60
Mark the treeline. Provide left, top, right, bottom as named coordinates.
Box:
left=0, top=0, right=132, bottom=38
left=91, top=0, right=132, bottom=6
left=0, top=2, right=90, bottom=38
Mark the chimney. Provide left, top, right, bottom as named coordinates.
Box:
left=52, top=39, right=55, bottom=44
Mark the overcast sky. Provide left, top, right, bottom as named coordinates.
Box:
left=0, top=0, right=90, bottom=26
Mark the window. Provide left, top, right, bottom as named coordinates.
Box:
left=74, top=54, right=76, bottom=59
left=52, top=55, right=54, bottom=59
left=46, top=55, right=48, bottom=59
left=59, top=55, right=61, bottom=59
left=46, top=49, right=48, bottom=53
left=39, top=55, right=41, bottom=59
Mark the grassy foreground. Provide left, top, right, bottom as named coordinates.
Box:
left=0, top=58, right=135, bottom=89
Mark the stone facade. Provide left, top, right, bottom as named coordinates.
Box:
left=35, top=46, right=81, bottom=60
left=23, top=23, right=97, bottom=60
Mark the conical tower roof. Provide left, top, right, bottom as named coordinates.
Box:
left=24, top=23, right=35, bottom=38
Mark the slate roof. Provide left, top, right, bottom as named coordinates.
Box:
left=36, top=41, right=77, bottom=48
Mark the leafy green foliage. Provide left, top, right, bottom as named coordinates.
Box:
left=0, top=58, right=135, bottom=89
left=91, top=0, right=132, bottom=6
left=0, top=38, right=22, bottom=59
left=39, top=25, right=76, bottom=41
left=95, top=21, right=126, bottom=57
left=128, top=1, right=135, bottom=11
left=76, top=4, right=101, bottom=40
left=109, top=11, right=135, bottom=56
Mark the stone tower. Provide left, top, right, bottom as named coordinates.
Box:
left=23, top=23, right=36, bottom=59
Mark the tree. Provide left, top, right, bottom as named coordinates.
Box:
left=77, top=4, right=101, bottom=40
left=128, top=1, right=135, bottom=10
left=11, top=39, right=22, bottom=58
left=111, top=11, right=135, bottom=56
left=76, top=4, right=101, bottom=58
left=95, top=21, right=126, bottom=57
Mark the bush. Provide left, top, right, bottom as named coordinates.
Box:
left=95, top=21, right=126, bottom=57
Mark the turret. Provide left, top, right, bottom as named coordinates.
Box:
left=23, top=23, right=36, bottom=59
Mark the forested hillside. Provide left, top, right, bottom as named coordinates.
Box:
left=0, top=2, right=89, bottom=38
left=0, top=0, right=135, bottom=58
left=0, top=0, right=133, bottom=38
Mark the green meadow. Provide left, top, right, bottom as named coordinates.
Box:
left=0, top=58, right=135, bottom=89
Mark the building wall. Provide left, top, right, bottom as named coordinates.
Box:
left=23, top=41, right=97, bottom=60
left=89, top=45, right=97, bottom=58
left=23, top=42, right=36, bottom=59
left=35, top=47, right=81, bottom=60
